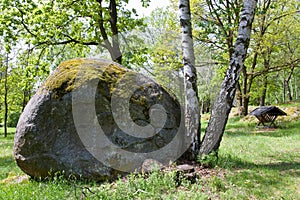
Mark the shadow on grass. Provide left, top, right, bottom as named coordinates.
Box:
left=0, top=130, right=19, bottom=181
left=0, top=132, right=15, bottom=140
left=225, top=120, right=300, bottom=138
left=218, top=154, right=300, bottom=176
left=225, top=129, right=300, bottom=138
left=0, top=155, right=18, bottom=180
left=217, top=154, right=300, bottom=197
left=0, top=155, right=15, bottom=168
left=0, top=130, right=15, bottom=150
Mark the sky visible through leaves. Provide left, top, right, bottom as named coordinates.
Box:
left=127, top=0, right=171, bottom=16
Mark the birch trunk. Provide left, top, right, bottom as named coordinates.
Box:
left=199, top=0, right=257, bottom=155
left=179, top=0, right=201, bottom=160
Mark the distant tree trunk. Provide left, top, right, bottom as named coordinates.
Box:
left=199, top=0, right=257, bottom=156
left=260, top=47, right=271, bottom=106
left=260, top=75, right=267, bottom=106
left=295, top=75, right=299, bottom=100
left=4, top=53, right=8, bottom=137
left=22, top=50, right=30, bottom=111
left=242, top=95, right=250, bottom=115
left=201, top=99, right=205, bottom=114
left=235, top=82, right=243, bottom=116
left=201, top=99, right=210, bottom=114
left=285, top=81, right=292, bottom=101
left=96, top=0, right=122, bottom=63
left=241, top=48, right=258, bottom=115
left=284, top=65, right=295, bottom=102
left=283, top=77, right=286, bottom=103
left=239, top=0, right=271, bottom=115
left=179, top=0, right=201, bottom=160
left=22, top=89, right=28, bottom=111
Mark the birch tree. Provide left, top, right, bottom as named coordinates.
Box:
left=179, top=0, right=201, bottom=159
left=199, top=0, right=258, bottom=155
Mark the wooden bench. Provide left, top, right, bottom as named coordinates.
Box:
left=249, top=106, right=287, bottom=128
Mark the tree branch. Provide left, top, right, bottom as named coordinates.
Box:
left=251, top=58, right=300, bottom=78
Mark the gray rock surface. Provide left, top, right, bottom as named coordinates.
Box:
left=14, top=58, right=183, bottom=181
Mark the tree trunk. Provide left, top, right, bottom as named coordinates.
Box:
left=235, top=82, right=243, bottom=116
left=242, top=96, right=250, bottom=116
left=201, top=99, right=205, bottom=114
left=260, top=75, right=267, bottom=106
left=241, top=66, right=248, bottom=115
left=22, top=90, right=28, bottom=111
left=109, top=0, right=122, bottom=63
left=201, top=98, right=210, bottom=114
left=199, top=0, right=257, bottom=156
left=285, top=80, right=293, bottom=102
left=4, top=53, right=8, bottom=137
left=260, top=47, right=271, bottom=106
left=179, top=0, right=201, bottom=160
left=295, top=75, right=299, bottom=100
left=283, top=77, right=286, bottom=103
left=96, top=0, right=122, bottom=63
left=284, top=65, right=295, bottom=102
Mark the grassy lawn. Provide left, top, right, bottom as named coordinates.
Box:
left=0, top=112, right=299, bottom=199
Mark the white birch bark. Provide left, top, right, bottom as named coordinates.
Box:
left=199, top=0, right=258, bottom=155
left=179, top=0, right=201, bottom=159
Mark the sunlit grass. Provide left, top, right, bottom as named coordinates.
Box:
left=0, top=128, right=22, bottom=181
left=217, top=119, right=300, bottom=199
left=0, top=117, right=299, bottom=199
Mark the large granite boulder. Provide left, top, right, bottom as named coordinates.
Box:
left=14, top=58, right=187, bottom=181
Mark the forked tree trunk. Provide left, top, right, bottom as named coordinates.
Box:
left=179, top=0, right=201, bottom=160
left=199, top=0, right=257, bottom=155
left=96, top=0, right=122, bottom=63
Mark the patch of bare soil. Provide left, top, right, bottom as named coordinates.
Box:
left=119, top=160, right=226, bottom=189
left=162, top=162, right=226, bottom=184
left=0, top=175, right=29, bottom=184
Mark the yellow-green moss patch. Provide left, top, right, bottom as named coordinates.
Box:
left=42, top=58, right=128, bottom=99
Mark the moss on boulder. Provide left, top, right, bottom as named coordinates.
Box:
left=42, top=58, right=128, bottom=99
left=14, top=58, right=183, bottom=181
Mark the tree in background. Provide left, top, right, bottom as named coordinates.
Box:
left=1, top=0, right=149, bottom=64
left=192, top=0, right=300, bottom=115
left=194, top=0, right=243, bottom=58
left=241, top=0, right=289, bottom=114
left=199, top=0, right=258, bottom=155
left=144, top=7, right=183, bottom=97
left=0, top=45, right=9, bottom=137
left=192, top=0, right=243, bottom=114
left=0, top=0, right=150, bottom=135
left=241, top=0, right=300, bottom=110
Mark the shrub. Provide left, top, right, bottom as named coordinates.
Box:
left=7, top=111, right=21, bottom=127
